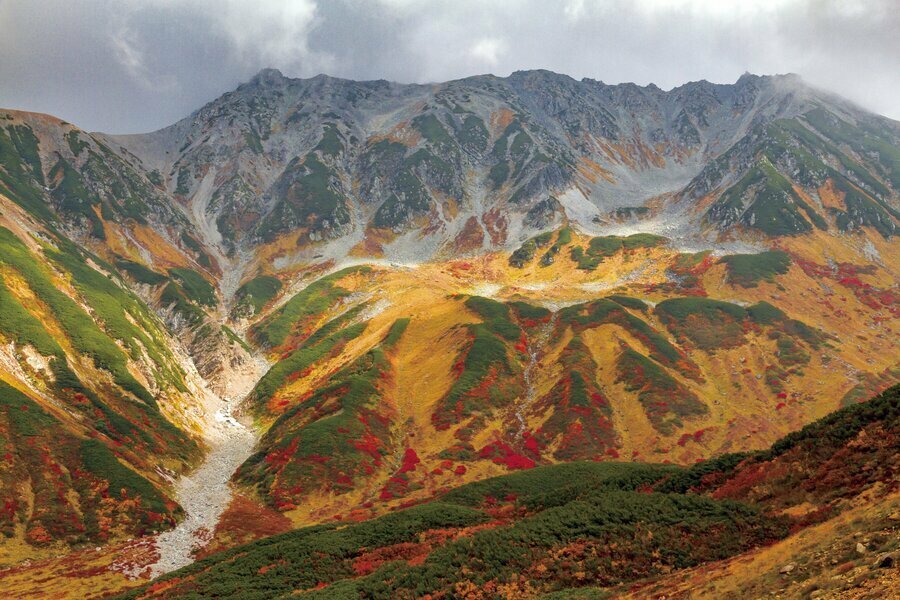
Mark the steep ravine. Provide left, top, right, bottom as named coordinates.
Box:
left=147, top=408, right=256, bottom=576
left=146, top=351, right=268, bottom=577
left=514, top=314, right=557, bottom=438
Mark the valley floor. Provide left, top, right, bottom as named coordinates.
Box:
left=144, top=405, right=256, bottom=578
left=0, top=345, right=268, bottom=597
left=0, top=410, right=262, bottom=597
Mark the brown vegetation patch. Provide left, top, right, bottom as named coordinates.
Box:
left=489, top=109, right=515, bottom=135
left=482, top=208, right=508, bottom=246
left=454, top=216, right=485, bottom=253
left=817, top=179, right=847, bottom=211
left=197, top=494, right=293, bottom=559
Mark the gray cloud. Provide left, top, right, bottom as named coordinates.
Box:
left=1, top=0, right=897, bottom=133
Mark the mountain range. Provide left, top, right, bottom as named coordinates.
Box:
left=0, top=69, right=896, bottom=598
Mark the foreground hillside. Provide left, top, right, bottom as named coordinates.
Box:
left=112, top=385, right=897, bottom=599
left=0, top=210, right=204, bottom=563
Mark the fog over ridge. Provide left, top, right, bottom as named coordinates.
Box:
left=0, top=0, right=897, bottom=133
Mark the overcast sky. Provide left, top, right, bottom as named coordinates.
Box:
left=1, top=0, right=897, bottom=133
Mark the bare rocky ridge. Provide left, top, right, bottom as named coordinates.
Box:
left=100, top=69, right=897, bottom=274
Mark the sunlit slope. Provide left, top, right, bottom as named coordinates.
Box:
left=222, top=226, right=897, bottom=526
left=0, top=111, right=258, bottom=400
left=118, top=386, right=898, bottom=599
left=0, top=212, right=210, bottom=563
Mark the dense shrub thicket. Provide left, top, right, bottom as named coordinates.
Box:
left=235, top=275, right=283, bottom=315
left=121, top=462, right=787, bottom=599
left=251, top=266, right=370, bottom=348
left=570, top=233, right=666, bottom=270
left=720, top=250, right=791, bottom=288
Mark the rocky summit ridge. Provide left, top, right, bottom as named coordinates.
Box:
left=85, top=68, right=895, bottom=268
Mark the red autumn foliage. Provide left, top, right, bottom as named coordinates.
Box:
left=514, top=333, right=528, bottom=354
left=350, top=432, right=383, bottom=462
left=399, top=448, right=420, bottom=474
left=478, top=441, right=536, bottom=470
left=304, top=454, right=331, bottom=464
left=522, top=432, right=540, bottom=456
left=264, top=438, right=299, bottom=467
left=677, top=428, right=709, bottom=447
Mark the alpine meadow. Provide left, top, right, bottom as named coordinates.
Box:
left=0, top=1, right=897, bottom=598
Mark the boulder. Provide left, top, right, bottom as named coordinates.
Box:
left=873, top=552, right=895, bottom=569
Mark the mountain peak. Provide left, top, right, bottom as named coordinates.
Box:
left=736, top=71, right=804, bottom=86
left=249, top=67, right=287, bottom=86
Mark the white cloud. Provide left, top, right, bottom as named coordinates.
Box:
left=213, top=0, right=333, bottom=73
left=110, top=21, right=147, bottom=82
left=109, top=13, right=179, bottom=91
left=1, top=0, right=897, bottom=133
left=563, top=0, right=585, bottom=21
left=630, top=0, right=795, bottom=17
left=469, top=38, right=506, bottom=67
left=111, top=0, right=335, bottom=80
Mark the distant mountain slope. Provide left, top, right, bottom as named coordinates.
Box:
left=116, top=385, right=898, bottom=599
left=97, top=70, right=897, bottom=264
left=0, top=111, right=186, bottom=239
left=691, top=107, right=899, bottom=237
left=2, top=69, right=897, bottom=280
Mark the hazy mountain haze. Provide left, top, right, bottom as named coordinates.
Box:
left=0, top=0, right=897, bottom=133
